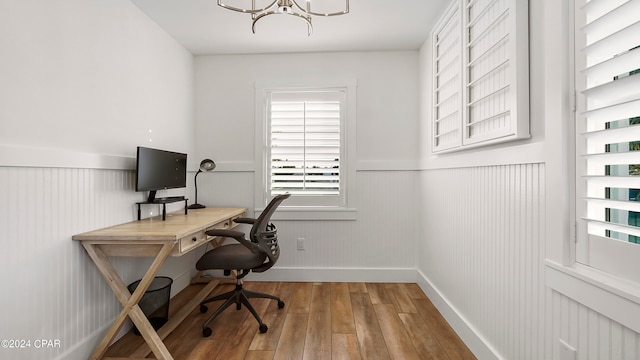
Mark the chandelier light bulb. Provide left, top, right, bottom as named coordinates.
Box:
left=278, top=5, right=292, bottom=14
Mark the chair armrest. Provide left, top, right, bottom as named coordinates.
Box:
left=233, top=217, right=255, bottom=225
left=205, top=228, right=261, bottom=253
left=205, top=229, right=245, bottom=241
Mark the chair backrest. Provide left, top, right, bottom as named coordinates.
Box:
left=250, top=193, right=290, bottom=272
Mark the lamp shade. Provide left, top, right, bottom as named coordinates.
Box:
left=188, top=159, right=216, bottom=209
left=200, top=159, right=216, bottom=172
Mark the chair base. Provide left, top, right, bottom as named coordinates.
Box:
left=199, top=282, right=285, bottom=337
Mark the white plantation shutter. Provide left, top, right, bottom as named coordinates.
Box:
left=431, top=0, right=529, bottom=153
left=432, top=1, right=463, bottom=152
left=464, top=0, right=512, bottom=144
left=575, top=0, right=640, bottom=282
left=462, top=0, right=529, bottom=145
left=269, top=90, right=343, bottom=201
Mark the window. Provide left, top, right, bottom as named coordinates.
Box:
left=255, top=81, right=357, bottom=220
left=431, top=0, right=530, bottom=153
left=270, top=90, right=342, bottom=201
left=575, top=0, right=640, bottom=283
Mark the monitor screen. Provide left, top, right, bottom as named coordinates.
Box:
left=135, top=146, right=187, bottom=202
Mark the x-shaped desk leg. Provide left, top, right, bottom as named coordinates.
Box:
left=82, top=242, right=176, bottom=360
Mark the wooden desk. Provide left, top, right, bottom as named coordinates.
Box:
left=73, top=207, right=246, bottom=360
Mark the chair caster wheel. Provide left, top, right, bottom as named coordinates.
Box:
left=259, top=324, right=268, bottom=333
left=200, top=304, right=208, bottom=313
left=278, top=300, right=285, bottom=309
left=203, top=327, right=212, bottom=337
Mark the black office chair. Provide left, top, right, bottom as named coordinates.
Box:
left=196, top=193, right=290, bottom=337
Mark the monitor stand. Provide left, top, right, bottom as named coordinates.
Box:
left=137, top=192, right=188, bottom=221
left=147, top=190, right=158, bottom=203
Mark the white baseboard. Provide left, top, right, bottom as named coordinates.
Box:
left=416, top=270, right=500, bottom=360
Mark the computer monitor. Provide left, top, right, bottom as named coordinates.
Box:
left=135, top=146, right=187, bottom=203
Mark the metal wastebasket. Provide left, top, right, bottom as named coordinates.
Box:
left=127, top=276, right=173, bottom=335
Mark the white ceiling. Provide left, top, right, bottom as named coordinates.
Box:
left=130, top=0, right=450, bottom=55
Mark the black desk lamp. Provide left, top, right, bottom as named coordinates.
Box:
left=188, top=159, right=216, bottom=209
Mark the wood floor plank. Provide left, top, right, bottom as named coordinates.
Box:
left=398, top=312, right=450, bottom=360
left=413, top=298, right=477, bottom=359
left=245, top=350, right=276, bottom=360
left=332, top=334, right=362, bottom=360
left=304, top=283, right=333, bottom=360
left=160, top=312, right=210, bottom=359
left=332, top=282, right=356, bottom=334
left=184, top=338, right=225, bottom=360
left=373, top=303, right=421, bottom=360
left=288, top=282, right=313, bottom=314
left=385, top=283, right=418, bottom=314
left=365, top=283, right=393, bottom=305
left=350, top=292, right=391, bottom=360
left=404, top=283, right=429, bottom=300
left=348, top=282, right=368, bottom=293
left=212, top=313, right=258, bottom=360
left=273, top=313, right=308, bottom=360
left=105, top=282, right=475, bottom=360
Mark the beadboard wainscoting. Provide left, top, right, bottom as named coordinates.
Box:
left=196, top=169, right=421, bottom=283
left=418, top=164, right=547, bottom=359
left=0, top=166, right=196, bottom=360
left=550, top=288, right=640, bottom=359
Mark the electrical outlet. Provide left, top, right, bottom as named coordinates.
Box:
left=297, top=238, right=305, bottom=250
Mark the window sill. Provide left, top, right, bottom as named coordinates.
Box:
left=256, top=207, right=358, bottom=221
left=545, top=259, right=640, bottom=333
left=422, top=141, right=545, bottom=170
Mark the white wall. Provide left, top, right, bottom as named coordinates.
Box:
left=193, top=52, right=422, bottom=279
left=0, top=0, right=194, bottom=158
left=194, top=51, right=420, bottom=169
left=0, top=1, right=194, bottom=359
left=417, top=1, right=640, bottom=359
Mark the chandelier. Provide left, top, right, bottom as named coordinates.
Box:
left=218, top=0, right=349, bottom=36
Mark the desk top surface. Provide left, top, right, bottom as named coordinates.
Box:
left=72, top=207, right=246, bottom=242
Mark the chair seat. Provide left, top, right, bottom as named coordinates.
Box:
left=196, top=244, right=267, bottom=271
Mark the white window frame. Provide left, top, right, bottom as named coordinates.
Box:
left=431, top=0, right=530, bottom=154
left=574, top=0, right=640, bottom=284
left=255, top=80, right=357, bottom=220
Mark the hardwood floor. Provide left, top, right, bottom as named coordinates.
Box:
left=105, top=282, right=476, bottom=359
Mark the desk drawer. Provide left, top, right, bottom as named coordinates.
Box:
left=177, top=230, right=207, bottom=254
left=176, top=217, right=239, bottom=254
